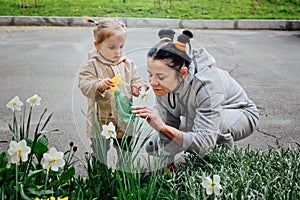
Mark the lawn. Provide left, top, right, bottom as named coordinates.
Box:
left=0, top=0, right=299, bottom=19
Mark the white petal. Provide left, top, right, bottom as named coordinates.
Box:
left=206, top=187, right=213, bottom=195
left=202, top=176, right=212, bottom=187
left=51, top=165, right=59, bottom=171
left=19, top=139, right=27, bottom=147
left=11, top=155, right=18, bottom=164
left=214, top=184, right=221, bottom=195
left=107, top=122, right=116, bottom=131
left=101, top=130, right=109, bottom=139
left=56, top=152, right=64, bottom=159
left=56, top=159, right=65, bottom=168
left=43, top=152, right=50, bottom=160
left=21, top=154, right=29, bottom=162
left=213, top=175, right=221, bottom=184
left=8, top=141, right=18, bottom=155
left=110, top=131, right=117, bottom=139
left=41, top=158, right=49, bottom=169
left=48, top=147, right=58, bottom=156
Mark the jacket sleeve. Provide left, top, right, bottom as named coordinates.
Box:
left=78, top=60, right=99, bottom=98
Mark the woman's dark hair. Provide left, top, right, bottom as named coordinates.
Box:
left=148, top=29, right=193, bottom=72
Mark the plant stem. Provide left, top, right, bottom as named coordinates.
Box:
left=44, top=168, right=50, bottom=198
left=16, top=164, right=18, bottom=200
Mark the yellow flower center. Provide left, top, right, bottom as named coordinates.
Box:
left=12, top=102, right=18, bottom=109
left=51, top=157, right=57, bottom=165
left=210, top=182, right=215, bottom=188
left=17, top=148, right=23, bottom=157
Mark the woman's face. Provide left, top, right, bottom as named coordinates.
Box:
left=147, top=58, right=181, bottom=96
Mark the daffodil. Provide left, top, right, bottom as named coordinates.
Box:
left=57, top=197, right=68, bottom=200
left=7, top=139, right=31, bottom=164
left=111, top=74, right=129, bottom=92
left=41, top=147, right=65, bottom=171
left=6, top=96, right=23, bottom=111
left=101, top=122, right=117, bottom=139
left=202, top=175, right=222, bottom=196
left=26, top=94, right=41, bottom=107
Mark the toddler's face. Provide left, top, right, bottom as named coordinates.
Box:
left=98, top=32, right=126, bottom=63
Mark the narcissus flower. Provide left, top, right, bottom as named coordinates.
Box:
left=202, top=174, right=222, bottom=195
left=7, top=139, right=31, bottom=164
left=26, top=94, right=41, bottom=107
left=6, top=96, right=23, bottom=111
left=41, top=147, right=65, bottom=171
left=110, top=74, right=129, bottom=92
left=101, top=122, right=117, bottom=139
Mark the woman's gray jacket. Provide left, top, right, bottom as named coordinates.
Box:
left=153, top=47, right=259, bottom=160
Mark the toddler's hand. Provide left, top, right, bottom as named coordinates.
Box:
left=132, top=84, right=142, bottom=97
left=97, top=78, right=114, bottom=92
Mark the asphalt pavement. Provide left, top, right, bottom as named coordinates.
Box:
left=0, top=25, right=299, bottom=172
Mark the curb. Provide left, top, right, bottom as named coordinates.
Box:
left=0, top=16, right=300, bottom=30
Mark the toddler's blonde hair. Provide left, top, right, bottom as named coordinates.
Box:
left=92, top=18, right=126, bottom=43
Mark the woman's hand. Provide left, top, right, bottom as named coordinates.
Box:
left=132, top=106, right=166, bottom=131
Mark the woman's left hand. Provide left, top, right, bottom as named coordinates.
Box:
left=132, top=106, right=166, bottom=131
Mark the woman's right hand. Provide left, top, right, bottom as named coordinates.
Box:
left=132, top=105, right=166, bottom=131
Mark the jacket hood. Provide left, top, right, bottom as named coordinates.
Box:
left=88, top=49, right=127, bottom=65
left=174, top=47, right=216, bottom=95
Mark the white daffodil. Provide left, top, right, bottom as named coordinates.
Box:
left=6, top=96, right=24, bottom=111
left=41, top=147, right=65, bottom=171
left=140, top=89, right=149, bottom=100
left=202, top=175, right=222, bottom=196
left=101, top=122, right=117, bottom=139
left=7, top=139, right=31, bottom=164
left=26, top=94, right=41, bottom=107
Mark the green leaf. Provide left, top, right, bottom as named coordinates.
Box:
left=0, top=152, right=8, bottom=168
left=26, top=169, right=44, bottom=180
left=38, top=135, right=49, bottom=146
left=34, top=139, right=48, bottom=160
left=59, top=167, right=75, bottom=183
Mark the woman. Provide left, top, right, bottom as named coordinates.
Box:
left=132, top=29, right=259, bottom=172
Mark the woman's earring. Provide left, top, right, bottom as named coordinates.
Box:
left=181, top=66, right=188, bottom=78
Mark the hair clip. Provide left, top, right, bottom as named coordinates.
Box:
left=85, top=17, right=99, bottom=25
left=119, top=22, right=127, bottom=29
left=159, top=37, right=172, bottom=42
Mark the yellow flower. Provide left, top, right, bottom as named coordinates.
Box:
left=111, top=74, right=129, bottom=92
left=35, top=197, right=68, bottom=200
left=58, top=197, right=68, bottom=200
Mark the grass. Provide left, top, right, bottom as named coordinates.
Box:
left=0, top=0, right=299, bottom=19
left=70, top=146, right=300, bottom=199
